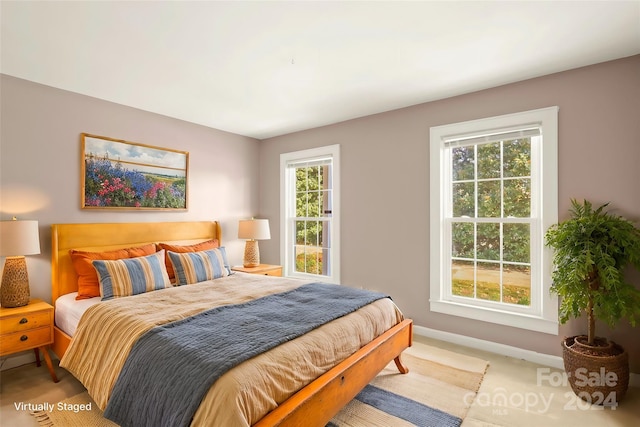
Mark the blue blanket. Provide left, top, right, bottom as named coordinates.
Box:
left=103, top=282, right=388, bottom=427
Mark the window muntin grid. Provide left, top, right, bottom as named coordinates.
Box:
left=290, top=162, right=333, bottom=276
left=448, top=137, right=534, bottom=307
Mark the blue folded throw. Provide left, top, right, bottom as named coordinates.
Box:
left=104, top=282, right=388, bottom=427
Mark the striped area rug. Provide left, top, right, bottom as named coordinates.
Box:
left=327, top=343, right=490, bottom=427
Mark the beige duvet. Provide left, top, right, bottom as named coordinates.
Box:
left=60, top=273, right=403, bottom=427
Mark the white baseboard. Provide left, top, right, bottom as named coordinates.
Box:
left=413, top=325, right=639, bottom=387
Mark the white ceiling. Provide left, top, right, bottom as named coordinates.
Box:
left=2, top=1, right=639, bottom=139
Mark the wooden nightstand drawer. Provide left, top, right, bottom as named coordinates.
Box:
left=0, top=326, right=53, bottom=355
left=0, top=310, right=51, bottom=334
left=232, top=264, right=282, bottom=277
left=263, top=267, right=282, bottom=277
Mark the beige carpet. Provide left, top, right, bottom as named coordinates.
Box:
left=33, top=344, right=489, bottom=427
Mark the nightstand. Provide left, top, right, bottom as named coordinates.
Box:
left=232, top=264, right=283, bottom=277
left=0, top=299, right=59, bottom=382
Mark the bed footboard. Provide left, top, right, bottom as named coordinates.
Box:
left=254, top=318, right=413, bottom=427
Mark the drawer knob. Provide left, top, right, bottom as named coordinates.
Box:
left=19, top=318, right=28, bottom=324
left=20, top=335, right=29, bottom=342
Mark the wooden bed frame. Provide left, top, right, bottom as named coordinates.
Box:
left=51, top=221, right=413, bottom=426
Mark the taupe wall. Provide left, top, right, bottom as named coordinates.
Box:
left=0, top=74, right=261, bottom=304
left=2, top=56, right=639, bottom=372
left=258, top=55, right=640, bottom=372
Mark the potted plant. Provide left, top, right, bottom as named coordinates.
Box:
left=545, top=199, right=640, bottom=405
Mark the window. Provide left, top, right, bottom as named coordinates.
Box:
left=281, top=145, right=340, bottom=283
left=430, top=107, right=558, bottom=334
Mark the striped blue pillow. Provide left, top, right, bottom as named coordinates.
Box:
left=167, top=247, right=231, bottom=285
left=93, top=250, right=171, bottom=300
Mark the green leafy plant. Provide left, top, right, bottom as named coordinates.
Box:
left=545, top=199, right=640, bottom=346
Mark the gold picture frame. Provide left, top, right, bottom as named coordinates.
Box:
left=81, top=133, right=189, bottom=210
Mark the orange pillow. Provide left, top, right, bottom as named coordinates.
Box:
left=157, top=239, right=219, bottom=281
left=70, top=243, right=158, bottom=300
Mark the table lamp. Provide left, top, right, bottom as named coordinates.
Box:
left=0, top=219, right=41, bottom=307
left=238, top=219, right=271, bottom=268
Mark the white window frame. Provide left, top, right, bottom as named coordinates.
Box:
left=430, top=107, right=559, bottom=334
left=280, top=144, right=340, bottom=283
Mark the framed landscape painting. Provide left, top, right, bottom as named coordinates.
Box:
left=81, top=133, right=188, bottom=210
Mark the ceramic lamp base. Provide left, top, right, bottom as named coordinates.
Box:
left=1, top=257, right=31, bottom=308
left=243, top=240, right=260, bottom=268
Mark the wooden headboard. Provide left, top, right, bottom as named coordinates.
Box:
left=51, top=221, right=221, bottom=303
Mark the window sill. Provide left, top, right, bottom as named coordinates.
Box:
left=286, top=271, right=339, bottom=284
left=430, top=299, right=558, bottom=335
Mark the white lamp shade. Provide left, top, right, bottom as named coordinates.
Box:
left=238, top=219, right=271, bottom=240
left=0, top=220, right=41, bottom=256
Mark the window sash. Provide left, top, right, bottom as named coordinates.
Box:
left=281, top=145, right=340, bottom=283
left=429, top=107, right=558, bottom=334
left=443, top=134, right=539, bottom=311
left=288, top=164, right=333, bottom=279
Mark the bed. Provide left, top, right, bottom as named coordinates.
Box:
left=51, top=221, right=413, bottom=427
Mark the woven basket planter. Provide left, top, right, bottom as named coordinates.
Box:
left=562, top=336, right=629, bottom=405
